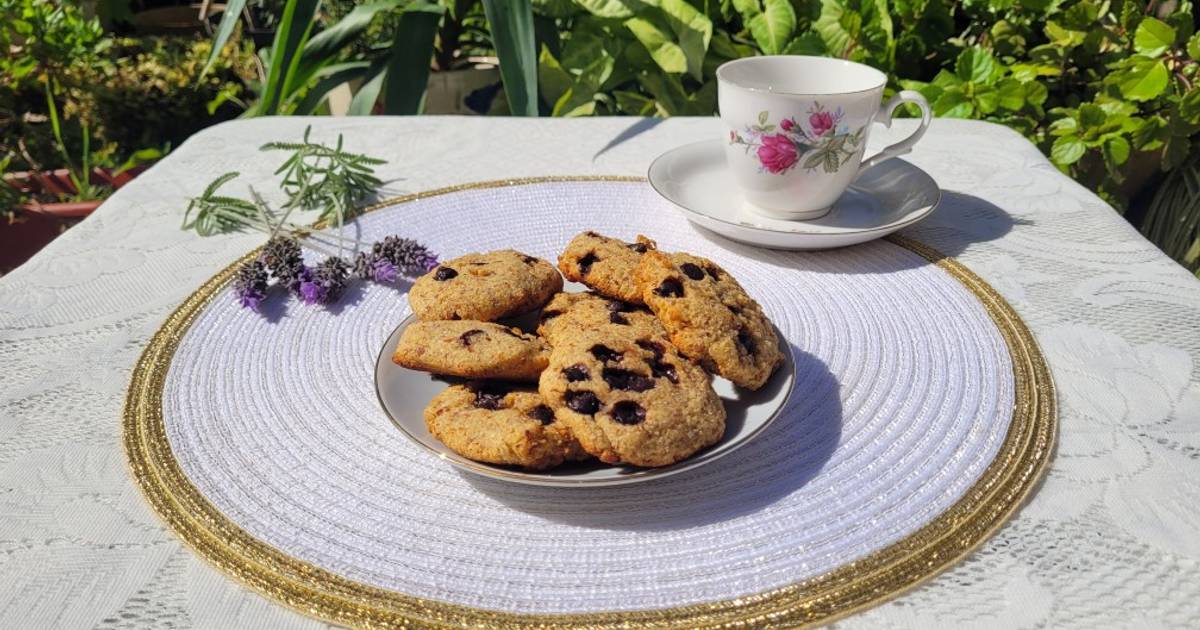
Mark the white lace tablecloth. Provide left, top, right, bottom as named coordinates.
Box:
left=1, top=117, right=1198, bottom=629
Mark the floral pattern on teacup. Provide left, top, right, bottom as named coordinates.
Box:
left=729, top=104, right=866, bottom=175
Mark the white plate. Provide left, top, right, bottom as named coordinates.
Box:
left=648, top=139, right=941, bottom=250
left=374, top=294, right=796, bottom=488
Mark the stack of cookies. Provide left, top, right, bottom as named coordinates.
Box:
left=392, top=232, right=783, bottom=470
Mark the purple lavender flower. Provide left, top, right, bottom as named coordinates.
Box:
left=260, top=236, right=303, bottom=282
left=233, top=260, right=269, bottom=311
left=373, top=236, right=438, bottom=276
left=370, top=258, right=398, bottom=283
left=296, top=257, right=351, bottom=305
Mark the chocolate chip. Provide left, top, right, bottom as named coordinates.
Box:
left=680, top=263, right=705, bottom=280
left=459, top=329, right=485, bottom=346
left=636, top=339, right=665, bottom=357
left=602, top=368, right=655, bottom=392
left=472, top=385, right=509, bottom=410
left=522, top=256, right=539, bottom=265
left=737, top=329, right=757, bottom=356
left=610, top=401, right=646, bottom=425
left=628, top=242, right=648, bottom=253
left=651, top=359, right=678, bottom=384
left=727, top=304, right=742, bottom=315
left=539, top=309, right=563, bottom=322
left=606, top=300, right=634, bottom=313
left=565, top=390, right=600, bottom=414
left=589, top=344, right=621, bottom=363
left=497, top=327, right=528, bottom=340
left=563, top=364, right=590, bottom=382
left=584, top=231, right=600, bottom=238
left=527, top=405, right=555, bottom=425
left=578, top=251, right=599, bottom=274
left=450, top=313, right=461, bottom=320
left=654, top=278, right=684, bottom=298
left=705, top=265, right=722, bottom=280
left=609, top=312, right=629, bottom=325
left=433, top=266, right=457, bottom=281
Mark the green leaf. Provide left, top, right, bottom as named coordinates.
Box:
left=1103, top=136, right=1131, bottom=166
left=638, top=71, right=690, bottom=114
left=574, top=0, right=641, bottom=18
left=302, top=0, right=407, bottom=74
left=1189, top=32, right=1200, bottom=60
left=1044, top=21, right=1085, bottom=48
left=538, top=45, right=573, bottom=106
left=731, top=0, right=761, bottom=19
left=1051, top=134, right=1086, bottom=165
left=202, top=0, right=248, bottom=77
left=382, top=2, right=444, bottom=115
left=1024, top=80, right=1048, bottom=107
left=748, top=0, right=796, bottom=54
left=1048, top=116, right=1078, bottom=136
left=482, top=0, right=539, bottom=116
left=974, top=84, right=1000, bottom=114
left=1134, top=17, right=1175, bottom=58
left=955, top=46, right=999, bottom=85
left=996, top=78, right=1025, bottom=111
left=1078, top=103, right=1107, bottom=130
left=932, top=88, right=973, bottom=118
left=1114, top=57, right=1170, bottom=101
left=294, top=61, right=372, bottom=115
left=261, top=0, right=321, bottom=115
left=782, top=31, right=828, bottom=55
left=348, top=60, right=387, bottom=115
left=658, top=0, right=713, bottom=80
left=625, top=16, right=688, bottom=74
left=614, top=90, right=655, bottom=115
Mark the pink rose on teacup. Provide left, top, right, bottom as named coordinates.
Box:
left=809, top=111, right=835, bottom=137
left=756, top=134, right=798, bottom=174
left=780, top=118, right=795, bottom=132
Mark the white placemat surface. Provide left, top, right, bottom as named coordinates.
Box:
left=162, top=180, right=1013, bottom=613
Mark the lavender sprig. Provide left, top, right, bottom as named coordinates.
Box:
left=233, top=260, right=269, bottom=311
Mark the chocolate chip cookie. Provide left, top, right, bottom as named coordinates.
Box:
left=537, top=291, right=668, bottom=347
left=425, top=382, right=587, bottom=470
left=392, top=320, right=549, bottom=381
left=635, top=250, right=783, bottom=390
left=538, top=334, right=725, bottom=467
left=409, top=250, right=563, bottom=321
left=558, top=232, right=656, bottom=304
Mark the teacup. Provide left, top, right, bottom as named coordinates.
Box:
left=717, top=56, right=932, bottom=220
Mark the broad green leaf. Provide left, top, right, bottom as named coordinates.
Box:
left=1115, top=57, right=1170, bottom=101
left=1011, top=63, right=1060, bottom=81
left=974, top=84, right=999, bottom=114
left=1079, top=103, right=1106, bottom=130
left=996, top=78, right=1025, bottom=111
left=1024, top=80, right=1048, bottom=107
left=1044, top=21, right=1085, bottom=48
left=1051, top=134, right=1086, bottom=165
left=932, top=88, right=973, bottom=117
left=1134, top=17, right=1175, bottom=57
left=625, top=16, right=689, bottom=74
left=930, top=68, right=961, bottom=89
left=202, top=0, right=248, bottom=77
left=731, top=0, right=761, bottom=19
left=749, top=0, right=796, bottom=54
left=782, top=31, right=828, bottom=55
left=955, top=46, right=998, bottom=85
left=1047, top=116, right=1077, bottom=136
left=483, top=0, right=540, bottom=116
left=1189, top=32, right=1200, bottom=60
left=1103, top=136, right=1131, bottom=166
left=1179, top=87, right=1200, bottom=125
left=382, top=2, right=444, bottom=115
left=638, top=71, right=690, bottom=114
left=302, top=0, right=407, bottom=74
left=658, top=0, right=713, bottom=80
left=348, top=60, right=387, bottom=115
left=574, top=0, right=642, bottom=18
left=614, top=90, right=656, bottom=115
left=538, top=46, right=573, bottom=105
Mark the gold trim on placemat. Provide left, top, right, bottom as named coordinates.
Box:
left=123, top=177, right=1057, bottom=629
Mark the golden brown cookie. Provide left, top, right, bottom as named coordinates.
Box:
left=557, top=232, right=656, bottom=304
left=635, top=250, right=783, bottom=390
left=536, top=291, right=667, bottom=347
left=392, top=320, right=549, bottom=381
left=409, top=250, right=562, bottom=321
left=538, top=334, right=725, bottom=467
left=425, top=383, right=587, bottom=470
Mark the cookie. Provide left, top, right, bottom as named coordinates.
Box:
left=409, top=250, right=563, bottom=321
left=538, top=334, right=725, bottom=467
left=537, top=291, right=667, bottom=347
left=425, top=383, right=587, bottom=470
left=635, top=250, right=783, bottom=390
left=392, top=320, right=549, bottom=381
left=558, top=232, right=656, bottom=304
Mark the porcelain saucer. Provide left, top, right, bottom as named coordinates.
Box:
left=647, top=139, right=941, bottom=250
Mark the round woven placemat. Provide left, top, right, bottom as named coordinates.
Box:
left=124, top=177, right=1055, bottom=628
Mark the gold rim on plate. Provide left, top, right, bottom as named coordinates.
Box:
left=123, top=176, right=1057, bottom=629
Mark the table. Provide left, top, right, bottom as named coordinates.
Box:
left=2, top=117, right=1198, bottom=629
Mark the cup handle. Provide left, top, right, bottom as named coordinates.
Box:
left=858, top=90, right=932, bottom=173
